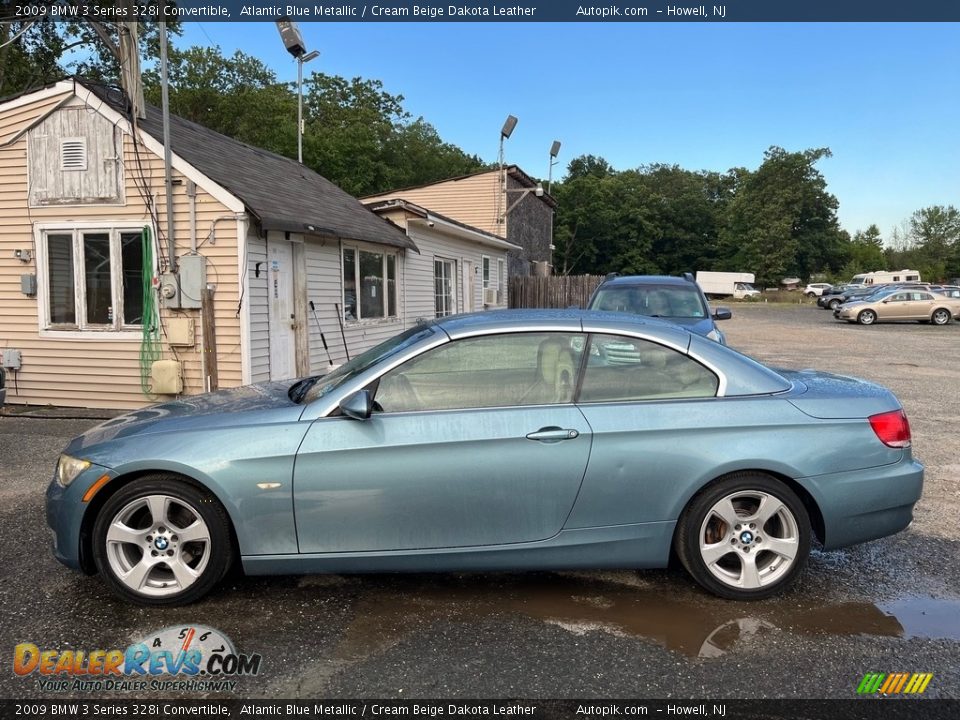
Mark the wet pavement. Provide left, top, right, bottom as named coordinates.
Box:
left=1, top=304, right=958, bottom=700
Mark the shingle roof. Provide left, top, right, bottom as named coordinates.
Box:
left=83, top=80, right=416, bottom=251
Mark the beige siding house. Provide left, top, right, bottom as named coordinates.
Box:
left=365, top=199, right=521, bottom=319
left=0, top=79, right=415, bottom=409
left=364, top=165, right=557, bottom=278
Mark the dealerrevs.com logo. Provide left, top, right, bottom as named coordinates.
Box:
left=857, top=672, right=934, bottom=695
left=13, top=625, right=261, bottom=693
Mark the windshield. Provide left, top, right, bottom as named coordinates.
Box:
left=301, top=324, right=438, bottom=404
left=590, top=285, right=707, bottom=319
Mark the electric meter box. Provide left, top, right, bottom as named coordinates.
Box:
left=178, top=255, right=206, bottom=309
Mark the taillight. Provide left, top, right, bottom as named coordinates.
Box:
left=869, top=409, right=912, bottom=448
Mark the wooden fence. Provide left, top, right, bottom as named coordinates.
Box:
left=509, top=274, right=605, bottom=309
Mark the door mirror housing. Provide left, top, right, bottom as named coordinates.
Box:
left=340, top=389, right=374, bottom=421
left=712, top=307, right=733, bottom=321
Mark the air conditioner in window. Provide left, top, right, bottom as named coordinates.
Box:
left=483, top=288, right=497, bottom=306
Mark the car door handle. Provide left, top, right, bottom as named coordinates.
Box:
left=526, top=427, right=579, bottom=442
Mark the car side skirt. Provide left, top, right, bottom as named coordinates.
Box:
left=240, top=521, right=675, bottom=576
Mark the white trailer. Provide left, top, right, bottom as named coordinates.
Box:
left=695, top=271, right=761, bottom=299
left=851, top=269, right=922, bottom=285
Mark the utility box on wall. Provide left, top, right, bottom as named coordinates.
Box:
left=151, top=360, right=182, bottom=394
left=160, top=255, right=207, bottom=310
left=165, top=317, right=195, bottom=347
left=2, top=349, right=22, bottom=370
left=178, top=255, right=206, bottom=309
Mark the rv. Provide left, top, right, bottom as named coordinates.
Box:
left=851, top=270, right=922, bottom=285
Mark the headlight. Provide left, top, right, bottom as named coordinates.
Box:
left=56, top=454, right=91, bottom=487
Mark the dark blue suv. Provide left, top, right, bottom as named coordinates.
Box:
left=587, top=274, right=732, bottom=344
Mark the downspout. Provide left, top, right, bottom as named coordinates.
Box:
left=187, top=181, right=197, bottom=254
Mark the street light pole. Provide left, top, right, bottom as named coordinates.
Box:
left=276, top=19, right=318, bottom=165
left=296, top=50, right=319, bottom=164
left=297, top=55, right=303, bottom=164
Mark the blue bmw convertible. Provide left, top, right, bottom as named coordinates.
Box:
left=46, top=310, right=923, bottom=605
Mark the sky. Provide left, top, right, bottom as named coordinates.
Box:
left=176, top=21, right=960, bottom=239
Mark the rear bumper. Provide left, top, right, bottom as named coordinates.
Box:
left=797, top=456, right=923, bottom=550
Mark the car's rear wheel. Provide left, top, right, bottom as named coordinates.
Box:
left=675, top=473, right=810, bottom=600
left=857, top=309, right=877, bottom=325
left=92, top=475, right=233, bottom=606
left=931, top=308, right=951, bottom=326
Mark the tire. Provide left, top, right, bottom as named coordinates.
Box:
left=92, top=475, right=233, bottom=606
left=805, top=292, right=816, bottom=298
left=931, top=308, right=952, bottom=326
left=674, top=473, right=810, bottom=600
left=829, top=299, right=841, bottom=310
left=857, top=309, right=877, bottom=326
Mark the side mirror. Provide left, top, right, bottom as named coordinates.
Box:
left=340, top=389, right=374, bottom=421
left=713, top=307, right=733, bottom=321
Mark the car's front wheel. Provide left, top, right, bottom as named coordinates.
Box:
left=931, top=308, right=952, bottom=326
left=857, top=309, right=877, bottom=325
left=92, top=476, right=233, bottom=606
left=675, top=473, right=810, bottom=600
left=829, top=299, right=842, bottom=310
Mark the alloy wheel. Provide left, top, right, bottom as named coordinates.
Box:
left=697, top=490, right=801, bottom=590
left=104, top=494, right=212, bottom=597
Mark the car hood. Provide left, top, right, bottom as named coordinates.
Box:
left=65, top=382, right=302, bottom=452
left=778, top=369, right=901, bottom=419
left=658, top=315, right=717, bottom=337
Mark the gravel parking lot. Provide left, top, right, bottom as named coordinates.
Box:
left=1, top=303, right=958, bottom=701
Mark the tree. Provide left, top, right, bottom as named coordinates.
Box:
left=718, top=147, right=847, bottom=285
left=143, top=45, right=298, bottom=158
left=0, top=8, right=179, bottom=97
left=141, top=45, right=485, bottom=196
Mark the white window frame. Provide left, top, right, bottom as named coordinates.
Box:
left=497, top=257, right=506, bottom=304
left=433, top=257, right=457, bottom=318
left=34, top=221, right=152, bottom=340
left=482, top=255, right=492, bottom=290
left=342, top=243, right=400, bottom=324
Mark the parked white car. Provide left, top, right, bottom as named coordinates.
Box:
left=804, top=283, right=833, bottom=297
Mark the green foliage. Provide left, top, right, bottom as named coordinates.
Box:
left=882, top=205, right=960, bottom=281
left=719, top=147, right=847, bottom=286
left=554, top=147, right=850, bottom=284
left=0, top=10, right=180, bottom=97
left=140, top=45, right=484, bottom=196
left=143, top=46, right=298, bottom=158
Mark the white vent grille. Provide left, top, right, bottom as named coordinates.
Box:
left=60, top=138, right=87, bottom=171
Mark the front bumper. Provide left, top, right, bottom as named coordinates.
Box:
left=797, top=455, right=923, bottom=550
left=45, top=462, right=112, bottom=572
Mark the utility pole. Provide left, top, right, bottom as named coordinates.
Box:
left=116, top=0, right=144, bottom=118
left=159, top=20, right=176, bottom=271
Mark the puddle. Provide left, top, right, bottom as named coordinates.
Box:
left=877, top=597, right=960, bottom=640
left=319, top=574, right=960, bottom=662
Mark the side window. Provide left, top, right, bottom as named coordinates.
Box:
left=375, top=332, right=585, bottom=412
left=578, top=334, right=718, bottom=403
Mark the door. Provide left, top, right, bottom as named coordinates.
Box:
left=293, top=332, right=592, bottom=553
left=904, top=292, right=934, bottom=319
left=881, top=292, right=915, bottom=320
left=463, top=260, right=474, bottom=313
left=268, top=239, right=297, bottom=380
